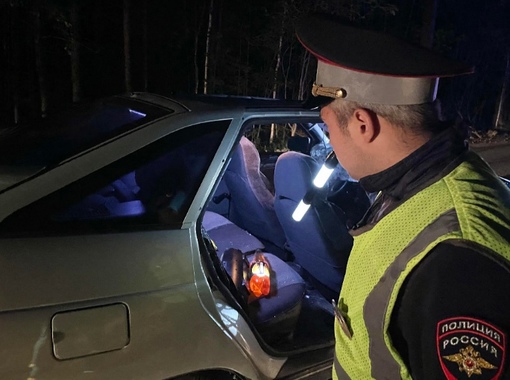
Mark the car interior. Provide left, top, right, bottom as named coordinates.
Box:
left=202, top=122, right=372, bottom=353
left=45, top=123, right=228, bottom=227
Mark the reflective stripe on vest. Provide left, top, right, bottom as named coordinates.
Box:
left=364, top=209, right=459, bottom=378
left=333, top=209, right=460, bottom=379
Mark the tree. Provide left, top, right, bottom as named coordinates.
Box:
left=70, top=0, right=82, bottom=102
left=271, top=1, right=287, bottom=100
left=192, top=0, right=207, bottom=94
left=142, top=0, right=148, bottom=92
left=203, top=0, right=214, bottom=94
left=123, top=0, right=132, bottom=93
left=33, top=5, right=48, bottom=118
left=6, top=3, right=21, bottom=124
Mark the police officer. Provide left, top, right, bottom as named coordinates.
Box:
left=297, top=15, right=510, bottom=379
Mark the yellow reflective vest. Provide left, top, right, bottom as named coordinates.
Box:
left=333, top=152, right=510, bottom=379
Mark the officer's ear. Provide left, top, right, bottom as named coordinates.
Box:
left=350, top=108, right=380, bottom=144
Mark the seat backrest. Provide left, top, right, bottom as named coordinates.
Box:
left=202, top=211, right=265, bottom=255
left=223, top=136, right=287, bottom=257
left=274, top=151, right=353, bottom=298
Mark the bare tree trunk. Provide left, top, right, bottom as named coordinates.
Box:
left=420, top=0, right=437, bottom=48
left=290, top=123, right=297, bottom=137
left=193, top=31, right=200, bottom=94
left=203, top=0, right=214, bottom=95
left=142, top=0, right=148, bottom=92
left=123, top=0, right=132, bottom=93
left=210, top=2, right=222, bottom=94
left=70, top=0, right=82, bottom=103
left=270, top=31, right=283, bottom=143
left=245, top=34, right=250, bottom=95
left=271, top=29, right=284, bottom=99
left=282, top=43, right=293, bottom=99
left=270, top=1, right=288, bottom=144
left=193, top=2, right=207, bottom=94
left=298, top=50, right=311, bottom=101
left=9, top=5, right=21, bottom=124
left=237, top=34, right=242, bottom=95
left=33, top=7, right=48, bottom=118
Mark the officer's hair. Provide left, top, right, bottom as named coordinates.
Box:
left=329, top=99, right=443, bottom=135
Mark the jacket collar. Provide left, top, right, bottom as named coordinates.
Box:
left=359, top=125, right=468, bottom=198
left=352, top=124, right=468, bottom=233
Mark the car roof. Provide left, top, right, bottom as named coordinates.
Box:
left=163, top=93, right=309, bottom=109
left=0, top=93, right=317, bottom=194
left=128, top=92, right=314, bottom=116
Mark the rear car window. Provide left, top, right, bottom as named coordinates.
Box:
left=0, top=97, right=170, bottom=192
left=1, top=120, right=230, bottom=235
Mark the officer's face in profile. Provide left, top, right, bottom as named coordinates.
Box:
left=320, top=105, right=365, bottom=180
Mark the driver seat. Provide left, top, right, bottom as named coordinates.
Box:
left=273, top=151, right=353, bottom=300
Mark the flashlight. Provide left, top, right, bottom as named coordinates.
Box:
left=313, top=151, right=338, bottom=188
left=292, top=188, right=315, bottom=221
left=292, top=151, right=338, bottom=222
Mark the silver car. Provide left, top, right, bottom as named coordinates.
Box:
left=0, top=93, right=366, bottom=380
left=1, top=93, right=508, bottom=380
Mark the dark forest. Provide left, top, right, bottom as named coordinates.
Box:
left=1, top=0, right=510, bottom=130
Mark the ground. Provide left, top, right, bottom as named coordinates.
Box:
left=470, top=129, right=510, bottom=179
left=469, top=128, right=510, bottom=145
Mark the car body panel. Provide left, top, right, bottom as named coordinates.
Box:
left=0, top=230, right=194, bottom=310
left=0, top=226, right=274, bottom=379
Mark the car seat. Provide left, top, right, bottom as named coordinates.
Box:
left=202, top=211, right=305, bottom=343
left=273, top=151, right=353, bottom=300
left=203, top=211, right=264, bottom=255
left=223, top=136, right=287, bottom=258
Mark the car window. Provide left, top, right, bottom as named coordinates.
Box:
left=245, top=122, right=310, bottom=154
left=243, top=121, right=328, bottom=188
left=1, top=120, right=230, bottom=235
left=0, top=97, right=170, bottom=192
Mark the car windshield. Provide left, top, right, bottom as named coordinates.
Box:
left=0, top=97, right=170, bottom=191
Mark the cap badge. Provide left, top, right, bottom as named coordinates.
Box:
left=312, top=83, right=346, bottom=99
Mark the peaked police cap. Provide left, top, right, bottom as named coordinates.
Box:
left=297, top=15, right=474, bottom=107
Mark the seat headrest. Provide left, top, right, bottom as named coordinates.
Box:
left=229, top=136, right=260, bottom=175
left=274, top=151, right=321, bottom=202
left=228, top=136, right=274, bottom=205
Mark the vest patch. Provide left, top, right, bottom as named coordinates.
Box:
left=436, top=317, right=505, bottom=379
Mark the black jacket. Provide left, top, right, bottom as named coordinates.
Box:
left=355, top=126, right=510, bottom=379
